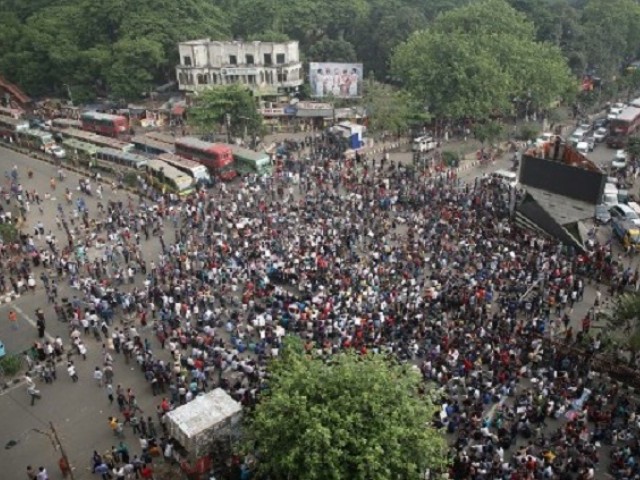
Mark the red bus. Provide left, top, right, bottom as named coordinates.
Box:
left=610, top=106, right=640, bottom=136
left=80, top=111, right=128, bottom=137
left=174, top=137, right=236, bottom=181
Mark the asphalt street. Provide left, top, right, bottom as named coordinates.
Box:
left=0, top=137, right=633, bottom=479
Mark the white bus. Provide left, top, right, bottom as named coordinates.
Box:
left=146, top=158, right=195, bottom=195
left=157, top=153, right=212, bottom=186
left=96, top=148, right=149, bottom=170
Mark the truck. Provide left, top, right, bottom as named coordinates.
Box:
left=164, top=388, right=242, bottom=463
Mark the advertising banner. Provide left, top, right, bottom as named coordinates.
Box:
left=309, top=62, right=363, bottom=98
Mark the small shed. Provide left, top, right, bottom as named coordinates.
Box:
left=165, top=388, right=242, bottom=460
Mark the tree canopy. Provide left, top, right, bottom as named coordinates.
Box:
left=188, top=85, right=263, bottom=139
left=246, top=338, right=447, bottom=480
left=391, top=0, right=575, bottom=121
left=0, top=0, right=638, bottom=102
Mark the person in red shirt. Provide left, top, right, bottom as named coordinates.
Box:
left=140, top=464, right=153, bottom=479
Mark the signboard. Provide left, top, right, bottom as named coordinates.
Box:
left=309, top=63, right=363, bottom=98
left=296, top=102, right=333, bottom=110
left=259, top=108, right=286, bottom=116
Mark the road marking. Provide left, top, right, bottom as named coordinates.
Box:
left=13, top=305, right=54, bottom=342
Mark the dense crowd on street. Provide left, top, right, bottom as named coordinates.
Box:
left=3, top=135, right=640, bottom=480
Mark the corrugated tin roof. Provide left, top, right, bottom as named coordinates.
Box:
left=165, top=389, right=241, bottom=439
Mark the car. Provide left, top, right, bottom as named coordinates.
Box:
left=535, top=132, right=555, bottom=146
left=593, top=127, right=608, bottom=142
left=595, top=204, right=612, bottom=224
left=616, top=149, right=627, bottom=160
left=46, top=145, right=66, bottom=159
left=578, top=123, right=592, bottom=134
left=609, top=204, right=640, bottom=225
left=569, top=131, right=585, bottom=146
left=593, top=118, right=608, bottom=129
left=612, top=157, right=627, bottom=170
left=608, top=103, right=625, bottom=120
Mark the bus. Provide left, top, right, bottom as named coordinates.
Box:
left=0, top=116, right=29, bottom=140
left=174, top=137, right=236, bottom=181
left=0, top=106, right=24, bottom=119
left=610, top=106, right=640, bottom=136
left=131, top=135, right=174, bottom=155
left=51, top=118, right=82, bottom=130
left=62, top=139, right=99, bottom=166
left=146, top=158, right=195, bottom=196
left=81, top=111, right=128, bottom=137
left=228, top=145, right=273, bottom=176
left=144, top=131, right=178, bottom=145
left=18, top=129, right=56, bottom=151
left=56, top=128, right=134, bottom=152
left=157, top=153, right=212, bottom=186
left=96, top=148, right=149, bottom=170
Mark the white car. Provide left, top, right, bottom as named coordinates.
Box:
left=47, top=145, right=66, bottom=159
left=593, top=127, right=608, bottom=142
left=616, top=149, right=627, bottom=160
left=608, top=103, right=625, bottom=120
left=612, top=151, right=627, bottom=169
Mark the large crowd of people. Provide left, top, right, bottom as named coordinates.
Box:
left=3, top=135, right=640, bottom=480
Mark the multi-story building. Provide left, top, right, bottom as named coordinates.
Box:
left=176, top=40, right=303, bottom=95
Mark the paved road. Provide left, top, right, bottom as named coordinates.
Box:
left=0, top=140, right=631, bottom=479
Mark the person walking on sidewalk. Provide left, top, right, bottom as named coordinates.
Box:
left=8, top=309, right=18, bottom=330
left=67, top=361, right=78, bottom=382
left=94, top=367, right=104, bottom=387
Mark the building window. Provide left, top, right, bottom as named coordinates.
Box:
left=183, top=56, right=192, bottom=66
left=188, top=74, right=194, bottom=84
left=245, top=54, right=254, bottom=65
left=276, top=53, right=285, bottom=64
left=260, top=71, right=265, bottom=83
left=277, top=72, right=284, bottom=83
left=248, top=75, right=256, bottom=84
left=264, top=53, right=272, bottom=66
left=212, top=74, right=218, bottom=85
left=197, top=74, right=209, bottom=85
left=178, top=73, right=186, bottom=84
left=229, top=55, right=237, bottom=65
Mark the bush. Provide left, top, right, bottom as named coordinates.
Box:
left=442, top=150, right=460, bottom=167
left=123, top=172, right=138, bottom=188
left=0, top=354, right=23, bottom=378
left=516, top=125, right=539, bottom=142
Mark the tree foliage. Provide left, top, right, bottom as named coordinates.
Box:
left=188, top=85, right=263, bottom=139
left=602, top=293, right=640, bottom=363
left=246, top=337, right=447, bottom=480
left=362, top=78, right=416, bottom=135
left=0, top=0, right=638, bottom=102
left=392, top=0, right=574, bottom=121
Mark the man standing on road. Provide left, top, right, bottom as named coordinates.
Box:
left=36, top=466, right=48, bottom=480
left=8, top=309, right=17, bottom=330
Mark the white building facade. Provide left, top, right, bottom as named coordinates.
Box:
left=176, top=40, right=304, bottom=95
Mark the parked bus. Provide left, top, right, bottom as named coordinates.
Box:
left=18, top=129, right=56, bottom=151
left=96, top=148, right=148, bottom=170
left=131, top=135, right=174, bottom=156
left=62, top=139, right=99, bottom=166
left=174, top=137, right=236, bottom=181
left=81, top=111, right=128, bottom=137
left=610, top=106, right=640, bottom=136
left=228, top=145, right=273, bottom=176
left=51, top=118, right=82, bottom=130
left=157, top=153, right=212, bottom=186
left=0, top=116, right=29, bottom=140
left=146, top=159, right=195, bottom=196
left=56, top=128, right=134, bottom=152
left=0, top=106, right=24, bottom=119
left=144, top=131, right=178, bottom=146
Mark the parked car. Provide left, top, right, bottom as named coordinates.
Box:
left=593, top=127, right=608, bottom=142
left=593, top=118, right=608, bottom=129
left=569, top=131, right=585, bottom=146
left=46, top=145, right=66, bottom=159
left=595, top=204, right=612, bottom=224
left=578, top=123, right=593, bottom=134
left=609, top=204, right=640, bottom=226
left=608, top=103, right=625, bottom=120
left=616, top=149, right=627, bottom=160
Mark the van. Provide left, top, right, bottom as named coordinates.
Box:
left=412, top=136, right=437, bottom=153
left=628, top=201, right=640, bottom=217
left=492, top=169, right=518, bottom=187
left=603, top=183, right=619, bottom=207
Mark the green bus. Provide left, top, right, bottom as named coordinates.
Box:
left=62, top=139, right=99, bottom=167
left=228, top=145, right=273, bottom=176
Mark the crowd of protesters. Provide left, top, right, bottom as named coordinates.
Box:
left=3, top=132, right=640, bottom=480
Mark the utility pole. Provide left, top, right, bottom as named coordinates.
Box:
left=32, top=423, right=76, bottom=480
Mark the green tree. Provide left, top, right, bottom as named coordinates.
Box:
left=307, top=39, right=357, bottom=63
left=391, top=0, right=573, bottom=122
left=473, top=120, right=504, bottom=145
left=106, top=38, right=164, bottom=101
left=363, top=78, right=415, bottom=136
left=188, top=85, right=262, bottom=139
left=602, top=293, right=640, bottom=365
left=246, top=337, right=447, bottom=480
